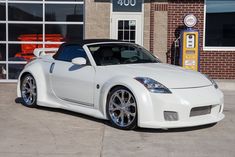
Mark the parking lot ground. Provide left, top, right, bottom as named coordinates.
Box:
left=0, top=83, right=234, bottom=157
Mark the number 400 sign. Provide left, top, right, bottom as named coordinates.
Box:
left=113, top=0, right=142, bottom=12
left=117, top=0, right=137, bottom=7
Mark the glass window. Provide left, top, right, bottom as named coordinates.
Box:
left=205, top=0, right=235, bottom=47
left=46, top=0, right=83, bottom=1
left=8, top=3, right=42, bottom=21
left=0, top=64, right=6, bottom=79
left=8, top=64, right=25, bottom=79
left=0, top=44, right=6, bottom=61
left=9, top=44, right=41, bottom=62
left=118, top=20, right=136, bottom=43
left=45, top=43, right=62, bottom=49
left=45, top=4, right=83, bottom=22
left=45, top=44, right=61, bottom=55
left=8, top=43, right=60, bottom=62
left=9, top=24, right=43, bottom=41
left=88, top=44, right=160, bottom=66
left=0, top=24, right=6, bottom=41
left=0, top=0, right=84, bottom=81
left=44, top=34, right=65, bottom=42
left=8, top=0, right=42, bottom=1
left=45, top=24, right=83, bottom=42
left=55, top=45, right=87, bottom=62
left=0, top=3, right=6, bottom=21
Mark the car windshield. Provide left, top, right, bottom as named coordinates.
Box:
left=88, top=43, right=161, bottom=66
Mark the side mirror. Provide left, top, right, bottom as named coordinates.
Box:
left=72, top=57, right=87, bottom=65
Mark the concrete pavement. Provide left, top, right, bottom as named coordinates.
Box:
left=0, top=84, right=234, bottom=157
left=216, top=79, right=235, bottom=91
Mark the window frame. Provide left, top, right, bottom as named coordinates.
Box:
left=203, top=0, right=235, bottom=51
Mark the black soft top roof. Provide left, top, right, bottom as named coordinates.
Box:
left=60, top=39, right=127, bottom=47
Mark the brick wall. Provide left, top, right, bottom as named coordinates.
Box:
left=166, top=0, right=235, bottom=79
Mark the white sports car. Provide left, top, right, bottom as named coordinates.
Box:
left=17, top=40, right=224, bottom=130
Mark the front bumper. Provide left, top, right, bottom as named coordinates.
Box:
left=137, top=85, right=225, bottom=129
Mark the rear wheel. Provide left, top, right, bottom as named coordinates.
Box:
left=21, top=74, right=37, bottom=108
left=106, top=86, right=137, bottom=130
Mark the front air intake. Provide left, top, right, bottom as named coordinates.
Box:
left=190, top=106, right=211, bottom=117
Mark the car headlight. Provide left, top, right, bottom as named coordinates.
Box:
left=135, top=77, right=172, bottom=94
left=204, top=75, right=218, bottom=89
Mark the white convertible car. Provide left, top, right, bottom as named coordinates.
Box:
left=17, top=40, right=224, bottom=130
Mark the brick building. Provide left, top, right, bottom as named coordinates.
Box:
left=0, top=0, right=234, bottom=81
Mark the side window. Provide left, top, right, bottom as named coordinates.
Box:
left=56, top=45, right=87, bottom=62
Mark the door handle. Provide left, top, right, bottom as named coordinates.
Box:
left=50, top=63, right=55, bottom=73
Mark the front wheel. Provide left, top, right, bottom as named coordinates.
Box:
left=106, top=86, right=137, bottom=130
left=21, top=74, right=37, bottom=108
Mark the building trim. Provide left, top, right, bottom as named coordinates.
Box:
left=203, top=47, right=235, bottom=51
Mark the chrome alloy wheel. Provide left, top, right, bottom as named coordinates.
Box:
left=108, top=89, right=137, bottom=128
left=21, top=75, right=37, bottom=106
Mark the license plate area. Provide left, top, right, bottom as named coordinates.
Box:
left=190, top=106, right=212, bottom=117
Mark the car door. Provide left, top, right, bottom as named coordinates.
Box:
left=50, top=44, right=95, bottom=107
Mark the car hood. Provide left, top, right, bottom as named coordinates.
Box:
left=100, top=63, right=212, bottom=89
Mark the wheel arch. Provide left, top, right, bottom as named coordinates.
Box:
left=19, top=72, right=32, bottom=82
left=17, top=71, right=34, bottom=97
left=17, top=62, right=48, bottom=103
left=108, top=85, right=132, bottom=97
left=98, top=76, right=154, bottom=124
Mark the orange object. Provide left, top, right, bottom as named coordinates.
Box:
left=15, top=53, right=35, bottom=61
left=15, top=34, right=64, bottom=61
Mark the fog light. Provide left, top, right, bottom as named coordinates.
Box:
left=164, top=111, right=178, bottom=121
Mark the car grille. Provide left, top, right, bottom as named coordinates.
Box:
left=190, top=106, right=212, bottom=117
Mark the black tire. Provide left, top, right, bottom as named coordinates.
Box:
left=106, top=86, right=137, bottom=130
left=20, top=74, right=37, bottom=108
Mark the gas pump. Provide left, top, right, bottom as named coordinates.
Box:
left=179, top=14, right=200, bottom=71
